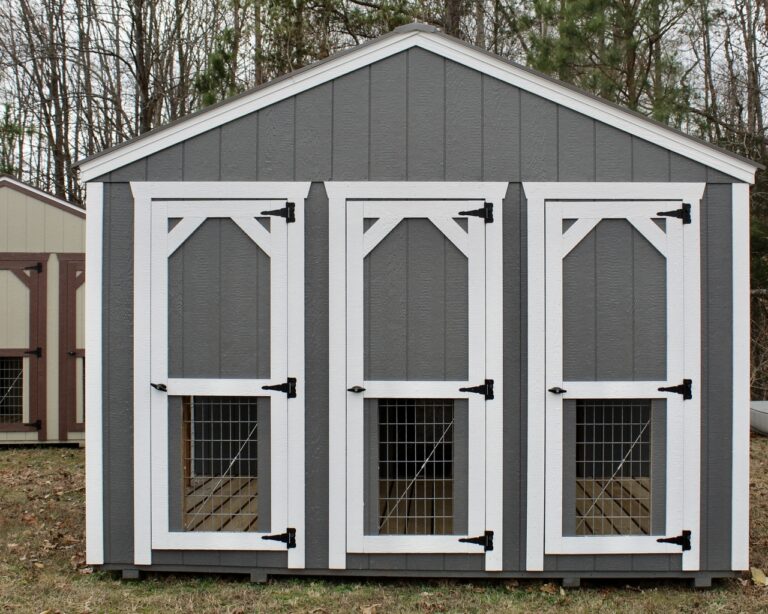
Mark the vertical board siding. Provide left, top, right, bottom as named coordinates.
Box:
left=332, top=68, right=370, bottom=181
left=258, top=98, right=295, bottom=180
left=295, top=83, right=333, bottom=179
left=445, top=62, right=482, bottom=180
left=98, top=48, right=739, bottom=573
left=369, top=54, right=407, bottom=180
left=221, top=114, right=259, bottom=181
left=482, top=77, right=520, bottom=181
left=406, top=48, right=445, bottom=180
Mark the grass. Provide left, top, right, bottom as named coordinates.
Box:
left=1, top=440, right=768, bottom=613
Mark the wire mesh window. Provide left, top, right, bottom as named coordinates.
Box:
left=182, top=396, right=260, bottom=532
left=575, top=399, right=652, bottom=536
left=0, top=357, right=23, bottom=424
left=377, top=398, right=455, bottom=535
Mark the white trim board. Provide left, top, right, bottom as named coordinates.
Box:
left=732, top=183, right=751, bottom=571
left=524, top=182, right=705, bottom=571
left=326, top=181, right=506, bottom=571
left=84, top=182, right=103, bottom=565
left=79, top=29, right=758, bottom=184
left=130, top=181, right=310, bottom=567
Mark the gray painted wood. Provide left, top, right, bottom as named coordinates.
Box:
left=563, top=220, right=666, bottom=381
left=407, top=48, right=445, bottom=180
left=183, top=129, right=220, bottom=180
left=370, top=54, right=407, bottom=180
left=558, top=108, right=595, bottom=181
left=295, top=83, right=333, bottom=179
left=332, top=69, right=370, bottom=180
left=258, top=98, right=294, bottom=180
left=632, top=138, right=670, bottom=181
left=446, top=62, right=482, bottom=180
left=483, top=78, right=520, bottom=182
left=99, top=48, right=740, bottom=574
left=168, top=218, right=270, bottom=379
left=364, top=218, right=468, bottom=381
left=221, top=114, right=258, bottom=180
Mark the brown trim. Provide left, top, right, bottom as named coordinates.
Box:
left=0, top=176, right=85, bottom=218
left=0, top=253, right=46, bottom=438
left=58, top=254, right=85, bottom=440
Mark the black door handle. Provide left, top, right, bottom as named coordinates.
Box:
left=548, top=387, right=567, bottom=394
left=347, top=386, right=366, bottom=393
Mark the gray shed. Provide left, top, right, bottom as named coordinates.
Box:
left=78, top=24, right=760, bottom=586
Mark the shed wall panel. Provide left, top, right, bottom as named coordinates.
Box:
left=97, top=48, right=739, bottom=574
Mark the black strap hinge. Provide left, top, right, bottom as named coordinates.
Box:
left=458, top=202, right=493, bottom=223
left=150, top=383, right=167, bottom=392
left=24, top=347, right=42, bottom=358
left=658, top=378, right=692, bottom=400
left=262, top=528, right=296, bottom=549
left=657, top=530, right=691, bottom=551
left=459, top=530, right=494, bottom=551
left=261, top=202, right=295, bottom=223
left=24, top=263, right=43, bottom=273
left=459, top=379, right=494, bottom=400
left=23, top=419, right=42, bottom=430
left=657, top=203, right=691, bottom=224
left=262, top=377, right=297, bottom=398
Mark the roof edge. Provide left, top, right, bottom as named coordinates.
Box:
left=77, top=24, right=761, bottom=184
left=0, top=174, right=86, bottom=217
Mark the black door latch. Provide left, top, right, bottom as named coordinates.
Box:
left=23, top=419, right=42, bottom=430
left=458, top=202, right=494, bottom=223
left=459, top=379, right=494, bottom=400
left=262, top=528, right=296, bottom=549
left=548, top=386, right=567, bottom=394
left=459, top=530, right=494, bottom=551
left=150, top=383, right=167, bottom=392
left=261, top=202, right=295, bottom=223
left=24, top=347, right=42, bottom=358
left=347, top=385, right=366, bottom=393
left=262, top=377, right=297, bottom=398
left=24, top=263, right=43, bottom=273
left=657, top=203, right=691, bottom=224
left=658, top=379, right=692, bottom=400
left=657, top=530, right=691, bottom=551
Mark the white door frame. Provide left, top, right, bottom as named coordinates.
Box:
left=327, top=182, right=507, bottom=571
left=524, top=182, right=704, bottom=572
left=131, top=182, right=310, bottom=568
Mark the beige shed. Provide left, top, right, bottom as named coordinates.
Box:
left=0, top=174, right=85, bottom=444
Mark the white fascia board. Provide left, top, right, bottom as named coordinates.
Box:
left=79, top=32, right=758, bottom=185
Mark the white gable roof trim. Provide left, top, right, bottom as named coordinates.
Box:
left=78, top=26, right=759, bottom=184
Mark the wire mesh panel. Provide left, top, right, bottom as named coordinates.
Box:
left=182, top=396, right=260, bottom=532
left=0, top=357, right=23, bottom=424
left=377, top=398, right=456, bottom=536
left=575, top=399, right=653, bottom=536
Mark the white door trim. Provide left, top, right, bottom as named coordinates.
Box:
left=524, top=182, right=704, bottom=572
left=131, top=181, right=310, bottom=568
left=326, top=181, right=506, bottom=571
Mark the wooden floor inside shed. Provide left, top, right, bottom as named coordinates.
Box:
left=183, top=476, right=259, bottom=532
left=575, top=477, right=651, bottom=536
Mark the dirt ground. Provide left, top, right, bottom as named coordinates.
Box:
left=1, top=438, right=768, bottom=613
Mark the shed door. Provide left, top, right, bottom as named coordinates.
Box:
left=544, top=200, right=699, bottom=561
left=149, top=200, right=295, bottom=555
left=59, top=256, right=85, bottom=440
left=0, top=256, right=45, bottom=439
left=345, top=200, right=497, bottom=558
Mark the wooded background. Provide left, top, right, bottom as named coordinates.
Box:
left=0, top=0, right=766, bottom=392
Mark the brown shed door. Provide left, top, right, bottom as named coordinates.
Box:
left=0, top=256, right=45, bottom=438
left=59, top=255, right=85, bottom=440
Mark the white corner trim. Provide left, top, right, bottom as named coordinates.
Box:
left=84, top=182, right=103, bottom=565
left=326, top=181, right=506, bottom=570
left=732, top=183, right=751, bottom=571
left=79, top=31, right=759, bottom=184
left=523, top=181, right=705, bottom=571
